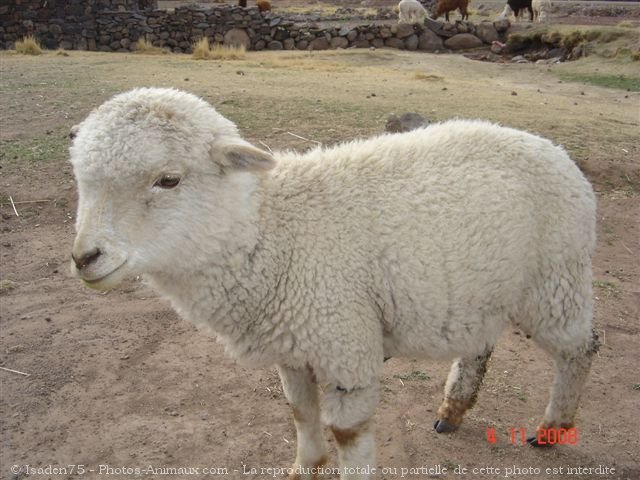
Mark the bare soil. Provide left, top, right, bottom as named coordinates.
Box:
left=1, top=17, right=639, bottom=480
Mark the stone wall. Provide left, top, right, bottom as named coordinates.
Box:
left=1, top=2, right=509, bottom=53
left=0, top=0, right=158, bottom=49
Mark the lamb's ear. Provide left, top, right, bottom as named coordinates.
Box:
left=69, top=124, right=80, bottom=140
left=220, top=143, right=276, bottom=172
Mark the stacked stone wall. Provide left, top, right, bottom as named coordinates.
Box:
left=1, top=2, right=509, bottom=53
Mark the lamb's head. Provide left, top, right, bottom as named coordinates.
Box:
left=70, top=88, right=275, bottom=290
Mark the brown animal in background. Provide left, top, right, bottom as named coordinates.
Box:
left=256, top=0, right=271, bottom=12
left=432, top=0, right=469, bottom=21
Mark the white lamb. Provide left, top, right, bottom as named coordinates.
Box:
left=532, top=0, right=552, bottom=21
left=70, top=88, right=598, bottom=480
left=398, top=0, right=428, bottom=24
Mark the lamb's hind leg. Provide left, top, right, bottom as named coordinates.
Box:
left=434, top=349, right=493, bottom=433
left=527, top=328, right=599, bottom=446
left=277, top=365, right=328, bottom=480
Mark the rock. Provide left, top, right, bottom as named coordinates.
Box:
left=405, top=34, right=419, bottom=51
left=547, top=47, right=566, bottom=60
left=395, top=23, right=415, bottom=39
left=385, top=37, right=405, bottom=49
left=475, top=21, right=498, bottom=44
left=418, top=29, right=444, bottom=51
left=338, top=26, right=352, bottom=37
left=511, top=55, right=528, bottom=63
left=224, top=28, right=251, bottom=49
left=385, top=113, right=429, bottom=133
left=444, top=33, right=483, bottom=50
left=283, top=38, right=295, bottom=50
left=330, top=36, right=349, bottom=49
left=493, top=18, right=510, bottom=33
left=456, top=22, right=469, bottom=34
left=309, top=37, right=329, bottom=50
left=267, top=40, right=283, bottom=50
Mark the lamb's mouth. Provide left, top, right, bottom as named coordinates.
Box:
left=80, top=261, right=128, bottom=289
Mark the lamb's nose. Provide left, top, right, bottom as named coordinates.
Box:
left=72, top=247, right=101, bottom=270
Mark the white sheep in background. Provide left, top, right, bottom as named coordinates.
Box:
left=70, top=88, right=598, bottom=480
left=398, top=0, right=428, bottom=24
left=532, top=0, right=552, bottom=21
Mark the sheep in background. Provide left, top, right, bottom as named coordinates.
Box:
left=532, top=0, right=552, bottom=21
left=256, top=0, right=271, bottom=12
left=398, top=0, right=428, bottom=24
left=432, top=0, right=470, bottom=22
left=500, top=0, right=533, bottom=22
left=70, top=88, right=598, bottom=480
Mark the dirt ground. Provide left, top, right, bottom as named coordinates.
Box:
left=1, top=11, right=639, bottom=480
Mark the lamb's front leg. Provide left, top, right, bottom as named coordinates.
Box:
left=277, top=365, right=328, bottom=480
left=323, top=382, right=380, bottom=480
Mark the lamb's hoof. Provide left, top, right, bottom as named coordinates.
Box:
left=526, top=436, right=552, bottom=448
left=434, top=419, right=458, bottom=433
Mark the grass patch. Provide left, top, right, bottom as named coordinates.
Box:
left=506, top=25, right=635, bottom=58
left=134, top=38, right=168, bottom=55
left=15, top=35, right=43, bottom=55
left=594, top=280, right=622, bottom=297
left=558, top=73, right=640, bottom=91
left=633, top=384, right=640, bottom=391
left=192, top=38, right=246, bottom=61
left=0, top=137, right=69, bottom=167
left=394, top=370, right=430, bottom=381
left=0, top=279, right=18, bottom=294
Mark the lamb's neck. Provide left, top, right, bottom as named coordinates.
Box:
left=148, top=223, right=291, bottom=353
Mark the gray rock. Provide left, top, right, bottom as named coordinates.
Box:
left=330, top=36, right=349, bottom=49
left=405, top=34, right=419, bottom=51
left=444, top=33, right=483, bottom=50
left=395, top=23, right=415, bottom=39
left=267, top=40, right=283, bottom=50
left=474, top=21, right=498, bottom=44
left=283, top=38, right=295, bottom=50
left=493, top=18, right=510, bottom=33
left=385, top=37, right=405, bottom=49
left=309, top=37, right=329, bottom=50
left=224, top=28, right=251, bottom=49
left=385, top=113, right=429, bottom=133
left=418, top=29, right=444, bottom=51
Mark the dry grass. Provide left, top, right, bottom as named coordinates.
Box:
left=413, top=72, right=444, bottom=81
left=192, top=38, right=246, bottom=60
left=15, top=36, right=43, bottom=55
left=134, top=38, right=168, bottom=55
left=506, top=25, right=636, bottom=59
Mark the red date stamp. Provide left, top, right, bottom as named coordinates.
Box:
left=486, top=427, right=579, bottom=445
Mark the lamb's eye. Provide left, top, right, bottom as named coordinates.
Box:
left=154, top=174, right=181, bottom=189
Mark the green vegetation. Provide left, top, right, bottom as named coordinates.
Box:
left=394, top=370, right=430, bottom=381
left=0, top=136, right=69, bottom=166
left=593, top=280, right=622, bottom=298
left=557, top=73, right=640, bottom=91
